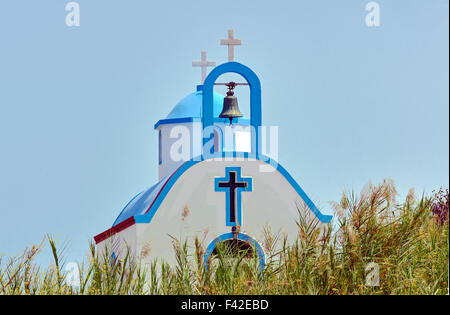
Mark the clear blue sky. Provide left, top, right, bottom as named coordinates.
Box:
left=0, top=0, right=448, bottom=265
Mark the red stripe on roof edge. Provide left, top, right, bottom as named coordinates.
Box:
left=94, top=216, right=136, bottom=244
left=94, top=162, right=189, bottom=245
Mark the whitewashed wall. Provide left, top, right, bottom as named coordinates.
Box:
left=97, top=157, right=329, bottom=267
left=157, top=122, right=252, bottom=180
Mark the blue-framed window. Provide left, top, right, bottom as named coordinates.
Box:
left=158, top=130, right=162, bottom=165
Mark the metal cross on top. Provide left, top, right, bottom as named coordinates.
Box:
left=220, top=29, right=242, bottom=62
left=192, top=51, right=216, bottom=83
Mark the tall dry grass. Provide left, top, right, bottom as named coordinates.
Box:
left=0, top=179, right=448, bottom=295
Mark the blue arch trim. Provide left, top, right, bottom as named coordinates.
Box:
left=203, top=233, right=265, bottom=271
left=214, top=167, right=253, bottom=227
left=202, top=62, right=262, bottom=155
left=133, top=152, right=333, bottom=225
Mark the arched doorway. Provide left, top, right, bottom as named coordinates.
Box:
left=203, top=232, right=265, bottom=271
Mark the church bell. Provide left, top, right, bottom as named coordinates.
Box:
left=219, top=82, right=244, bottom=124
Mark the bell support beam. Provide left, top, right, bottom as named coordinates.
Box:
left=202, top=62, right=262, bottom=155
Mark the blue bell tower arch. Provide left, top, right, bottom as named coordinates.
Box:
left=202, top=62, right=262, bottom=155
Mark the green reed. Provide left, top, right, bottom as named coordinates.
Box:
left=0, top=179, right=448, bottom=295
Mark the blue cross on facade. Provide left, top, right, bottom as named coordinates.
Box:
left=215, top=167, right=252, bottom=227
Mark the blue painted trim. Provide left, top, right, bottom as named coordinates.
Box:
left=154, top=117, right=251, bottom=130
left=202, top=62, right=262, bottom=154
left=111, top=252, right=117, bottom=266
left=203, top=232, right=265, bottom=271
left=111, top=191, right=142, bottom=227
left=214, top=118, right=250, bottom=126
left=133, top=153, right=333, bottom=225
left=214, top=167, right=253, bottom=226
left=154, top=117, right=198, bottom=129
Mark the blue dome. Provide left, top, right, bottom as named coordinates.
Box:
left=166, top=89, right=225, bottom=119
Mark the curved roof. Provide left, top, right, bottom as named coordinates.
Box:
left=112, top=177, right=169, bottom=227
left=166, top=89, right=225, bottom=119
left=154, top=86, right=251, bottom=129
